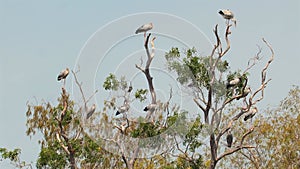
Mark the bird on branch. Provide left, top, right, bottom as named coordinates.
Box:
left=237, top=86, right=251, bottom=100
left=226, top=130, right=233, bottom=148
left=116, top=104, right=129, bottom=116
left=86, top=104, right=96, bottom=119
left=135, top=23, right=153, bottom=38
left=219, top=9, right=237, bottom=26
left=244, top=107, right=258, bottom=121
left=226, top=77, right=241, bottom=89
left=143, top=103, right=157, bottom=112
left=57, top=68, right=69, bottom=81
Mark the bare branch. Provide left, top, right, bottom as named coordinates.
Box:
left=71, top=70, right=87, bottom=110
left=249, top=38, right=274, bottom=106
left=216, top=127, right=255, bottom=162
left=193, top=98, right=206, bottom=113
left=244, top=45, right=262, bottom=74
left=135, top=64, right=145, bottom=73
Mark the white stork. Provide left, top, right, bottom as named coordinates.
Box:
left=135, top=23, right=153, bottom=37
left=86, top=104, right=96, bottom=119
left=226, top=130, right=233, bottom=148
left=219, top=9, right=237, bottom=26
left=57, top=68, right=69, bottom=81
left=244, top=107, right=258, bottom=121
left=226, top=77, right=241, bottom=89
left=143, top=103, right=157, bottom=112
left=116, top=104, right=129, bottom=116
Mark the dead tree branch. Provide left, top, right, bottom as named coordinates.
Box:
left=216, top=127, right=255, bottom=162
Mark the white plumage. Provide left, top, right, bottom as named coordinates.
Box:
left=219, top=9, right=237, bottom=26
left=143, top=103, right=157, bottom=112
left=227, top=77, right=241, bottom=89
left=116, top=104, right=129, bottom=116
left=244, top=107, right=258, bottom=121
left=135, top=23, right=153, bottom=34
left=237, top=86, right=251, bottom=100
left=57, top=68, right=69, bottom=81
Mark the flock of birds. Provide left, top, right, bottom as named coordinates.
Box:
left=226, top=76, right=258, bottom=148
left=56, top=9, right=254, bottom=148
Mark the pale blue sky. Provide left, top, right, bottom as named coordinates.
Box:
left=0, top=0, right=299, bottom=168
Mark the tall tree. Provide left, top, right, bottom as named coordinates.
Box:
left=164, top=23, right=274, bottom=168
left=2, top=14, right=274, bottom=169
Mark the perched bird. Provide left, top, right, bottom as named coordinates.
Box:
left=226, top=130, right=233, bottom=148
left=135, top=23, right=153, bottom=36
left=244, top=107, right=258, bottom=121
left=143, top=103, right=157, bottom=112
left=219, top=9, right=237, bottom=26
left=243, top=86, right=251, bottom=95
left=116, top=104, right=129, bottom=116
left=226, top=77, right=241, bottom=89
left=237, top=86, right=251, bottom=100
left=57, top=68, right=69, bottom=81
left=86, top=104, right=96, bottom=119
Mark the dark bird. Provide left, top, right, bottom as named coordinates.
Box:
left=226, top=77, right=241, bottom=89
left=86, top=104, right=96, bottom=119
left=143, top=103, right=157, bottom=112
left=226, top=131, right=233, bottom=148
left=244, top=107, right=258, bottom=121
left=116, top=104, right=129, bottom=116
left=219, top=9, right=237, bottom=26
left=127, top=85, right=133, bottom=93
left=57, top=68, right=69, bottom=81
left=135, top=23, right=153, bottom=37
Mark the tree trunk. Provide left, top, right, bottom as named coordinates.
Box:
left=210, top=133, right=217, bottom=169
left=69, top=150, right=76, bottom=169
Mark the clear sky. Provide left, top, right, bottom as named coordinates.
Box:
left=1, top=0, right=299, bottom=168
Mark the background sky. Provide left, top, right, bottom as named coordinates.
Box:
left=1, top=0, right=300, bottom=168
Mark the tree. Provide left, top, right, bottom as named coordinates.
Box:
left=0, top=148, right=32, bottom=169
left=164, top=23, right=274, bottom=169
left=2, top=14, right=274, bottom=169
left=221, top=86, right=300, bottom=169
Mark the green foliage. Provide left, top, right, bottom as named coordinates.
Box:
left=0, top=148, right=21, bottom=162
left=131, top=122, right=161, bottom=138
left=226, top=71, right=249, bottom=98
left=103, top=73, right=120, bottom=90
left=165, top=47, right=229, bottom=90
left=37, top=145, right=67, bottom=169
left=222, top=86, right=300, bottom=169
left=0, top=148, right=31, bottom=169
left=135, top=89, right=148, bottom=102
left=183, top=116, right=203, bottom=153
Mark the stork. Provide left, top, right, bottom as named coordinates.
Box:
left=219, top=9, right=237, bottom=26
left=116, top=104, right=129, bottom=116
left=226, top=130, right=233, bottom=148
left=244, top=107, right=258, bottom=121
left=226, top=77, right=241, bottom=89
left=86, top=104, right=96, bottom=119
left=143, top=103, right=157, bottom=112
left=57, top=68, right=69, bottom=86
left=237, top=86, right=251, bottom=100
left=135, top=23, right=153, bottom=38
